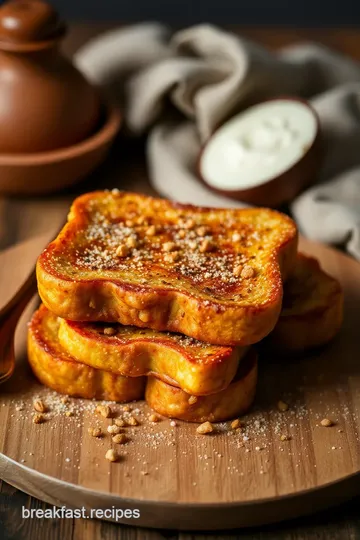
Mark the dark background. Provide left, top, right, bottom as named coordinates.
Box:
left=36, top=0, right=360, bottom=25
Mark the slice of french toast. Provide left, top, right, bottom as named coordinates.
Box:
left=268, top=253, right=343, bottom=351
left=58, top=315, right=245, bottom=396
left=36, top=190, right=298, bottom=345
left=58, top=253, right=343, bottom=388
left=27, top=306, right=257, bottom=422
left=146, top=349, right=257, bottom=423
left=28, top=306, right=145, bottom=402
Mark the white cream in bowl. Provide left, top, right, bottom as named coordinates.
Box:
left=200, top=99, right=318, bottom=192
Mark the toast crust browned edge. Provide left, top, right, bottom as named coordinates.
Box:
left=268, top=254, right=344, bottom=351
left=27, top=306, right=257, bottom=421
left=27, top=308, right=146, bottom=403
left=36, top=191, right=298, bottom=345
left=59, top=317, right=244, bottom=396
left=63, top=320, right=237, bottom=365
left=146, top=348, right=258, bottom=423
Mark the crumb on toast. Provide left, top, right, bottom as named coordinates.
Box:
left=58, top=312, right=245, bottom=396
left=27, top=306, right=257, bottom=422
left=268, top=253, right=343, bottom=351
left=36, top=190, right=298, bottom=345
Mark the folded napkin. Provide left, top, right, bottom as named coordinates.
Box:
left=75, top=23, right=360, bottom=259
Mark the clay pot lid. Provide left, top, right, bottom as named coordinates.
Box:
left=0, top=0, right=66, bottom=52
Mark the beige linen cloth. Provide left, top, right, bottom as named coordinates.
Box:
left=75, top=23, right=360, bottom=259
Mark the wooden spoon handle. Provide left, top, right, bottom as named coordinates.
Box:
left=0, top=268, right=37, bottom=384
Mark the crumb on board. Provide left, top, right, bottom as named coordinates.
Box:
left=4, top=380, right=352, bottom=478
left=105, top=449, right=119, bottom=462
left=196, top=421, right=214, bottom=435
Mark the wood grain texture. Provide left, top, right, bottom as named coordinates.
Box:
left=2, top=474, right=360, bottom=540
left=1, top=23, right=360, bottom=540
left=0, top=234, right=360, bottom=531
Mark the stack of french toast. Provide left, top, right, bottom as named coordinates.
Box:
left=28, top=190, right=343, bottom=424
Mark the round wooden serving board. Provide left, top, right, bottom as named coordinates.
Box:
left=0, top=233, right=360, bottom=530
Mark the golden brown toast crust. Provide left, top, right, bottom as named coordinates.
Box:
left=28, top=306, right=145, bottom=402
left=146, top=349, right=257, bottom=423
left=268, top=253, right=343, bottom=351
left=36, top=190, right=298, bottom=345
left=59, top=253, right=343, bottom=383
left=27, top=306, right=257, bottom=422
left=59, top=316, right=245, bottom=396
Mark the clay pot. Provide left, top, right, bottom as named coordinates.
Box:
left=0, top=0, right=101, bottom=153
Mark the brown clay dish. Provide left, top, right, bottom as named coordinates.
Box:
left=0, top=0, right=122, bottom=195
left=0, top=0, right=100, bottom=154
left=0, top=103, right=121, bottom=195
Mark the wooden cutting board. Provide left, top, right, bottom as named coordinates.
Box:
left=0, top=233, right=360, bottom=530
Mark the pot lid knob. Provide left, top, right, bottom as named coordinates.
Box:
left=0, top=0, right=65, bottom=49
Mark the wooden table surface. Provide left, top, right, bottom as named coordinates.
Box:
left=1, top=24, right=360, bottom=540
